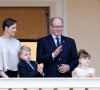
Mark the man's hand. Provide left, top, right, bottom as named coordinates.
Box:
left=53, top=45, right=62, bottom=57
left=37, top=63, right=44, bottom=74
left=58, top=64, right=69, bottom=73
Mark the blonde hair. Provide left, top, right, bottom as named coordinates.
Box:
left=19, top=45, right=31, bottom=55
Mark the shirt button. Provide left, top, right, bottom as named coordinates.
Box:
left=59, top=58, right=61, bottom=61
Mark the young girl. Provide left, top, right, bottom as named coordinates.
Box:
left=18, top=45, right=44, bottom=77
left=72, top=49, right=95, bottom=78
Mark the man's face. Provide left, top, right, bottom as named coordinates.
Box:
left=50, top=18, right=63, bottom=36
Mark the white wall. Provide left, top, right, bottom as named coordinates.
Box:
left=67, top=0, right=100, bottom=77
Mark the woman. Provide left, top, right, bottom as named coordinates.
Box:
left=0, top=18, right=20, bottom=78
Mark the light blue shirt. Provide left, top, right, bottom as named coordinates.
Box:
left=51, top=34, right=61, bottom=47
left=26, top=61, right=34, bottom=71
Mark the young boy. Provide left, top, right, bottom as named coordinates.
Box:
left=72, top=49, right=95, bottom=78
left=18, top=45, right=43, bottom=77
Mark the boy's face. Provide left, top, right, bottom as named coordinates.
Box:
left=79, top=57, right=90, bottom=67
left=20, top=50, right=31, bottom=61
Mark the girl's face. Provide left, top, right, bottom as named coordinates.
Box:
left=79, top=57, right=90, bottom=67
left=19, top=50, right=31, bottom=61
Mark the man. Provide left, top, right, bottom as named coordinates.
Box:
left=36, top=17, right=79, bottom=77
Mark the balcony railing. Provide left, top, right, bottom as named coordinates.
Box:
left=0, top=78, right=100, bottom=90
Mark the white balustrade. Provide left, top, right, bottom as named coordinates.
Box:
left=0, top=78, right=100, bottom=90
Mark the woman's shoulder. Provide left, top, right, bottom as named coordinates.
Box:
left=13, top=38, right=20, bottom=42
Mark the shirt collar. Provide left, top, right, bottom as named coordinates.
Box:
left=51, top=34, right=61, bottom=39
left=25, top=61, right=30, bottom=64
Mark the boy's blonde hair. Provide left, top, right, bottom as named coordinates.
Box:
left=19, top=45, right=31, bottom=55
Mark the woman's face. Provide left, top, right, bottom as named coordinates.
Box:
left=6, top=23, right=17, bottom=37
